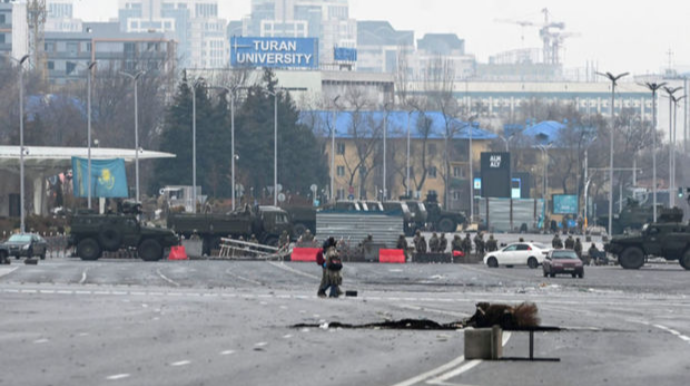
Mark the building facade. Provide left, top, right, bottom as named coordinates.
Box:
left=0, top=0, right=28, bottom=61
left=118, top=0, right=228, bottom=68
left=44, top=22, right=176, bottom=84
left=45, top=0, right=82, bottom=32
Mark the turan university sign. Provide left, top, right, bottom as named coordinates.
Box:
left=231, top=37, right=319, bottom=69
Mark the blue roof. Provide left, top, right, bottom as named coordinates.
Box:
left=522, top=120, right=566, bottom=145
left=299, top=111, right=498, bottom=140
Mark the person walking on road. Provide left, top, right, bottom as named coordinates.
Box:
left=323, top=243, right=343, bottom=298
left=316, top=237, right=337, bottom=298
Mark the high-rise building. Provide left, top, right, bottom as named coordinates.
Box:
left=236, top=0, right=356, bottom=65
left=356, top=21, right=413, bottom=74
left=0, top=0, right=29, bottom=61
left=118, top=0, right=228, bottom=68
left=46, top=0, right=82, bottom=32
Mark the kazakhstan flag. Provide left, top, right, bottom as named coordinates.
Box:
left=71, top=157, right=129, bottom=198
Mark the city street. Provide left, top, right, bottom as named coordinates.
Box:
left=1, top=257, right=689, bottom=386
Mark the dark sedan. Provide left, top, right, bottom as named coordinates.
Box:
left=0, top=234, right=48, bottom=260
left=543, top=250, right=584, bottom=279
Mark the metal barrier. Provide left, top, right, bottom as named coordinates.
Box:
left=217, top=238, right=289, bottom=261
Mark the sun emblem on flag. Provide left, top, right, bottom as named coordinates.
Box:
left=98, top=168, right=116, bottom=190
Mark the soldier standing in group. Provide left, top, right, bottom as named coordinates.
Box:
left=474, top=232, right=485, bottom=255
left=429, top=232, right=440, bottom=253
left=565, top=234, right=575, bottom=250
left=452, top=235, right=463, bottom=253
left=249, top=234, right=259, bottom=245
left=462, top=233, right=473, bottom=255
left=438, top=233, right=448, bottom=253
left=486, top=234, right=498, bottom=252
left=396, top=234, right=408, bottom=250
left=417, top=236, right=428, bottom=253
left=552, top=233, right=563, bottom=249
left=303, top=229, right=314, bottom=242
left=574, top=238, right=583, bottom=259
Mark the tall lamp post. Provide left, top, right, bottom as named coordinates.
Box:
left=645, top=82, right=666, bottom=222
left=406, top=108, right=419, bottom=198
left=664, top=86, right=683, bottom=208
left=86, top=61, right=97, bottom=210
left=331, top=95, right=340, bottom=203
left=382, top=103, right=392, bottom=201
left=209, top=85, right=243, bottom=211
left=120, top=71, right=144, bottom=203
left=5, top=54, right=30, bottom=232
left=597, top=71, right=629, bottom=236
left=186, top=76, right=204, bottom=213
left=671, top=94, right=686, bottom=207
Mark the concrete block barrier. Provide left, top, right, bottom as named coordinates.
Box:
left=464, top=326, right=503, bottom=360
left=290, top=248, right=321, bottom=262
left=378, top=249, right=406, bottom=264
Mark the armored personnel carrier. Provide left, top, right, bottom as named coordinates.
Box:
left=68, top=201, right=178, bottom=261
left=604, top=208, right=690, bottom=270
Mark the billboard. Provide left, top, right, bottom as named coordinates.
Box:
left=231, top=37, right=319, bottom=69
left=480, top=152, right=511, bottom=198
left=553, top=194, right=579, bottom=215
left=334, top=47, right=357, bottom=62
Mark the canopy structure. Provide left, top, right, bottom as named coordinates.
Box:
left=0, top=146, right=175, bottom=217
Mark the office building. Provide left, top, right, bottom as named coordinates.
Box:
left=46, top=0, right=82, bottom=32
left=0, top=0, right=28, bottom=61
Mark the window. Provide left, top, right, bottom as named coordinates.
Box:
left=66, top=62, right=76, bottom=75
left=453, top=191, right=461, bottom=201
left=453, top=166, right=463, bottom=178
left=336, top=189, right=345, bottom=200
left=336, top=143, right=345, bottom=155
left=0, top=34, right=5, bottom=44
left=337, top=166, right=345, bottom=177
left=428, top=166, right=437, bottom=179
left=47, top=61, right=55, bottom=70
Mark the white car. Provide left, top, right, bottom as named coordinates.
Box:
left=483, top=242, right=551, bottom=269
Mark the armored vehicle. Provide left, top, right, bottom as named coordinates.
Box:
left=604, top=208, right=690, bottom=270
left=597, top=199, right=656, bottom=235
left=424, top=192, right=467, bottom=233
left=382, top=201, right=415, bottom=236
left=68, top=201, right=178, bottom=262
left=167, top=205, right=291, bottom=250
left=405, top=200, right=429, bottom=233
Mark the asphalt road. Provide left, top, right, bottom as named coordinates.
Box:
left=1, top=257, right=689, bottom=386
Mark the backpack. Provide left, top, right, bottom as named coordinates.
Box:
left=325, top=247, right=343, bottom=271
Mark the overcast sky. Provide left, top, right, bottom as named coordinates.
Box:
left=74, top=0, right=690, bottom=75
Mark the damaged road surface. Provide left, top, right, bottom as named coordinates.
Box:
left=1, top=259, right=689, bottom=386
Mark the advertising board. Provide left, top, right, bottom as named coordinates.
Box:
left=553, top=194, right=579, bottom=215
left=231, top=37, right=319, bottom=69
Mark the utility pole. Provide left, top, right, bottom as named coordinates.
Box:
left=664, top=86, right=682, bottom=208
left=645, top=82, right=666, bottom=222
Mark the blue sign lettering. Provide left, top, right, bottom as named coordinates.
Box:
left=334, top=47, right=357, bottom=62
left=231, top=37, right=319, bottom=69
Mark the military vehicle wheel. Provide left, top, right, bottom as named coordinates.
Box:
left=680, top=250, right=690, bottom=270
left=292, top=223, right=308, bottom=238
left=619, top=247, right=645, bottom=270
left=77, top=238, right=101, bottom=261
left=527, top=257, right=539, bottom=269
left=138, top=239, right=163, bottom=262
left=40, top=253, right=46, bottom=260
left=438, top=218, right=456, bottom=233
left=487, top=256, right=498, bottom=268
left=98, top=227, right=123, bottom=251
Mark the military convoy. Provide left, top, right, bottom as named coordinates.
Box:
left=605, top=208, right=690, bottom=270
left=597, top=199, right=656, bottom=235
left=167, top=205, right=291, bottom=252
left=68, top=201, right=179, bottom=261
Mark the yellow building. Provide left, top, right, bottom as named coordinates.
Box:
left=313, top=111, right=497, bottom=211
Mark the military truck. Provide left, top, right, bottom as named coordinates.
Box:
left=597, top=199, right=656, bottom=235
left=405, top=200, right=429, bottom=233
left=167, top=205, right=291, bottom=251
left=68, top=201, right=179, bottom=262
left=424, top=192, right=467, bottom=232
left=604, top=208, right=690, bottom=270
left=284, top=205, right=316, bottom=238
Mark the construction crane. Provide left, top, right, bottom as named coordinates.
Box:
left=495, top=8, right=575, bottom=66
left=27, top=0, right=47, bottom=80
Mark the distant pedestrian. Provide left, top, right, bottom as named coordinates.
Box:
left=565, top=235, right=575, bottom=250
left=438, top=233, right=448, bottom=253
left=417, top=236, right=428, bottom=253
left=316, top=237, right=337, bottom=298
left=552, top=234, right=563, bottom=249
left=474, top=232, right=485, bottom=255
left=486, top=234, right=498, bottom=252
left=429, top=233, right=440, bottom=253
left=574, top=238, right=583, bottom=259
left=323, top=244, right=343, bottom=298
left=462, top=234, right=473, bottom=255
left=396, top=234, right=408, bottom=250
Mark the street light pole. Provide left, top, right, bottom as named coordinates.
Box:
left=86, top=61, right=97, bottom=210
left=331, top=95, right=340, bottom=203
left=383, top=103, right=391, bottom=201
left=406, top=109, right=414, bottom=197
left=597, top=71, right=629, bottom=236
left=9, top=55, right=30, bottom=233
left=186, top=76, right=204, bottom=213
left=645, top=82, right=666, bottom=222
left=664, top=86, right=682, bottom=208
left=671, top=94, right=686, bottom=207
left=120, top=71, right=144, bottom=203
left=274, top=91, right=278, bottom=206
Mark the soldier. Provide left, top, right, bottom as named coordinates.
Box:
left=574, top=238, right=583, bottom=259
left=279, top=230, right=290, bottom=249
left=452, top=235, right=463, bottom=252
left=438, top=233, right=448, bottom=253
left=396, top=234, right=408, bottom=250
left=249, top=234, right=259, bottom=245
left=429, top=232, right=440, bottom=253
left=462, top=233, right=473, bottom=255
left=323, top=243, right=343, bottom=298
left=486, top=234, right=498, bottom=252
left=190, top=230, right=201, bottom=241
left=474, top=232, right=485, bottom=255
left=316, top=237, right=337, bottom=298
left=303, top=229, right=314, bottom=242
left=552, top=233, right=563, bottom=249
left=417, top=236, right=428, bottom=253
left=565, top=235, right=575, bottom=250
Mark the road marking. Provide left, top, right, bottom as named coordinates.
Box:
left=390, top=332, right=511, bottom=386
left=170, top=360, right=191, bottom=367
left=654, top=324, right=690, bottom=343
left=225, top=268, right=263, bottom=286
left=220, top=350, right=235, bottom=356
left=0, top=267, right=18, bottom=278
left=283, top=334, right=293, bottom=339
left=34, top=338, right=49, bottom=344
left=106, top=374, right=131, bottom=381
left=79, top=268, right=88, bottom=285
left=255, top=342, right=268, bottom=347
left=156, top=269, right=180, bottom=287
left=267, top=261, right=320, bottom=280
